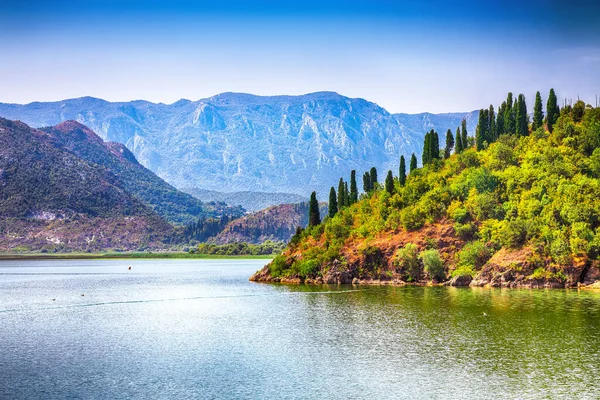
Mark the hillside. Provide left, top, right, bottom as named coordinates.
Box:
left=0, top=118, right=177, bottom=251
left=252, top=95, right=600, bottom=288
left=181, top=188, right=307, bottom=212
left=214, top=202, right=328, bottom=244
left=0, top=93, right=477, bottom=195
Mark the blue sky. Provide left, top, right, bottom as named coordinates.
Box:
left=1, top=0, right=599, bottom=113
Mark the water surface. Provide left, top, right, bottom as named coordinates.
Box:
left=1, top=259, right=599, bottom=399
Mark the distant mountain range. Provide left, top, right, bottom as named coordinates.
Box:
left=180, top=188, right=307, bottom=212
left=0, top=118, right=242, bottom=252
left=0, top=92, right=478, bottom=197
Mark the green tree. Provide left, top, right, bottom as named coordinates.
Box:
left=572, top=99, right=586, bottom=123
left=455, top=126, right=463, bottom=154
left=328, top=186, right=338, bottom=218
left=504, top=92, right=516, bottom=134
left=349, top=170, right=358, bottom=204
left=516, top=94, right=528, bottom=136
left=399, top=155, right=407, bottom=186
left=496, top=101, right=506, bottom=135
left=422, top=130, right=432, bottom=165
left=476, top=108, right=487, bottom=150
left=337, top=178, right=346, bottom=208
left=432, top=130, right=440, bottom=160
left=488, top=105, right=496, bottom=142
left=344, top=181, right=350, bottom=206
left=370, top=167, right=378, bottom=187
left=546, top=88, right=559, bottom=133
left=385, top=170, right=395, bottom=194
left=363, top=172, right=371, bottom=193
left=461, top=119, right=468, bottom=149
left=410, top=153, right=418, bottom=172
left=532, top=91, right=544, bottom=131
left=308, top=191, right=321, bottom=226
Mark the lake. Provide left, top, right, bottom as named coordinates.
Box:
left=1, top=259, right=599, bottom=399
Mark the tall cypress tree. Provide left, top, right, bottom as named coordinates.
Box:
left=328, top=187, right=338, bottom=218
left=308, top=191, right=321, bottom=227
left=422, top=131, right=431, bottom=165
left=504, top=92, right=516, bottom=134
left=461, top=119, right=468, bottom=149
left=496, top=101, right=506, bottom=135
left=385, top=170, right=394, bottom=194
left=370, top=167, right=378, bottom=188
left=431, top=130, right=440, bottom=160
left=410, top=153, right=418, bottom=172
left=349, top=170, right=358, bottom=204
left=546, top=88, right=559, bottom=133
left=363, top=172, right=371, bottom=193
left=476, top=108, right=486, bottom=151
left=444, top=129, right=454, bottom=158
left=532, top=91, right=544, bottom=131
left=337, top=178, right=345, bottom=209
left=455, top=126, right=463, bottom=154
left=516, top=94, right=528, bottom=136
left=344, top=181, right=350, bottom=207
left=488, top=105, right=496, bottom=142
left=399, top=155, right=407, bottom=186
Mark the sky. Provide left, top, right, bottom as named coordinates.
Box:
left=1, top=0, right=599, bottom=113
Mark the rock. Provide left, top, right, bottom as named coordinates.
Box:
left=352, top=278, right=359, bottom=285
left=449, top=275, right=473, bottom=287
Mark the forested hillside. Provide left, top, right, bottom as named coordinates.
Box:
left=252, top=90, right=600, bottom=288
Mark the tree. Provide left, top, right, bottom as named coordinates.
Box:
left=349, top=170, right=358, bottom=204
left=455, top=126, right=463, bottom=154
left=337, top=178, right=345, bottom=209
left=572, top=99, right=586, bottom=123
left=344, top=181, right=350, bottom=207
left=461, top=119, right=468, bottom=149
left=432, top=130, right=440, bottom=160
left=476, top=108, right=487, bottom=151
left=423, top=130, right=440, bottom=165
left=496, top=101, right=506, bottom=135
left=410, top=153, right=418, bottom=172
left=546, top=88, right=559, bottom=133
left=385, top=170, right=394, bottom=194
left=532, top=91, right=544, bottom=131
left=399, top=155, right=407, bottom=186
left=422, top=131, right=432, bottom=165
left=363, top=172, right=371, bottom=193
left=516, top=94, right=528, bottom=136
left=370, top=167, right=378, bottom=187
left=328, top=187, right=338, bottom=218
left=504, top=92, right=516, bottom=134
left=308, top=191, right=321, bottom=226
left=488, top=105, right=496, bottom=142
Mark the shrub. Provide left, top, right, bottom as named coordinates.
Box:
left=454, top=222, right=477, bottom=240
left=393, top=243, right=421, bottom=281
left=420, top=249, right=445, bottom=281
left=269, top=255, right=288, bottom=278
left=451, top=264, right=476, bottom=278
left=457, top=241, right=492, bottom=270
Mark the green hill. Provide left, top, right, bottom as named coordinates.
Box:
left=252, top=93, right=600, bottom=288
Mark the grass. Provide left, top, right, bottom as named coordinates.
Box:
left=0, top=252, right=275, bottom=260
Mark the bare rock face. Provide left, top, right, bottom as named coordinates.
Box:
left=448, top=275, right=472, bottom=287
left=323, top=259, right=352, bottom=284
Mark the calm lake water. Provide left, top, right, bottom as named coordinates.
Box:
left=1, top=259, right=599, bottom=399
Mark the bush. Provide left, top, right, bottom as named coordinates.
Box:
left=457, top=241, right=492, bottom=270
left=269, top=255, right=288, bottom=278
left=454, top=222, right=477, bottom=240
left=393, top=243, right=421, bottom=281
left=420, top=249, right=445, bottom=281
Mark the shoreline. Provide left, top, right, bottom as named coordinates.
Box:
left=0, top=252, right=276, bottom=261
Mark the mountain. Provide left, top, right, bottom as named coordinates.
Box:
left=214, top=202, right=328, bottom=244
left=39, top=121, right=244, bottom=225
left=0, top=93, right=477, bottom=196
left=0, top=118, right=240, bottom=252
left=251, top=103, right=600, bottom=288
left=180, top=188, right=307, bottom=212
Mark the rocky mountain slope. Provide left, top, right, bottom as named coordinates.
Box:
left=0, top=92, right=477, bottom=196
left=181, top=188, right=307, bottom=212
left=214, top=202, right=328, bottom=244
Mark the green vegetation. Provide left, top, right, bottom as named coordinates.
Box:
left=265, top=89, right=600, bottom=284
left=308, top=192, right=321, bottom=227
left=193, top=241, right=285, bottom=256
left=0, top=252, right=274, bottom=260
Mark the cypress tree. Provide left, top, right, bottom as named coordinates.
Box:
left=399, top=155, right=407, bottom=186
left=349, top=170, right=358, bottom=204
left=337, top=178, right=345, bottom=209
left=422, top=131, right=431, bottom=165
left=328, top=187, right=338, bottom=218
left=532, top=91, right=544, bottom=131
left=476, top=108, right=486, bottom=151
left=546, top=88, right=559, bottom=133
left=344, top=181, right=350, bottom=207
left=370, top=167, right=378, bottom=188
left=516, top=94, right=528, bottom=136
left=496, top=101, right=506, bottom=135
left=461, top=119, right=468, bottom=149
left=385, top=170, right=394, bottom=195
left=410, top=153, right=418, bottom=172
left=444, top=129, right=454, bottom=158
left=488, top=105, right=496, bottom=142
left=431, top=130, right=440, bottom=160
left=455, top=126, right=463, bottom=154
left=504, top=92, right=516, bottom=134
left=308, top=191, right=321, bottom=226
left=363, top=172, right=371, bottom=193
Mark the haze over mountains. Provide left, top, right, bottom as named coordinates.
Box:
left=0, top=92, right=478, bottom=197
